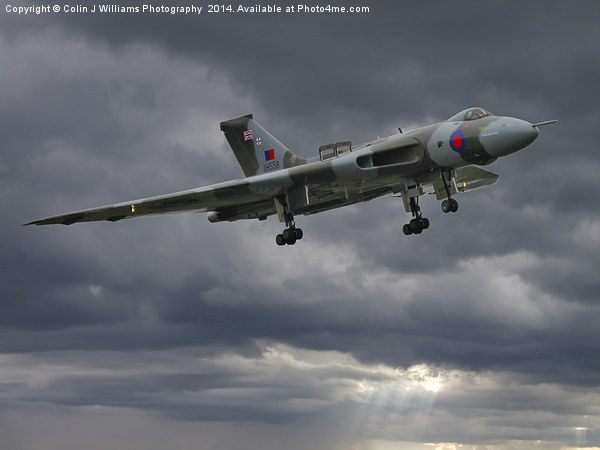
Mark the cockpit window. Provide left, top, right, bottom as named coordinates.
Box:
left=448, top=107, right=493, bottom=122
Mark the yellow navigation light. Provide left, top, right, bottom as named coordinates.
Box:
left=131, top=204, right=136, bottom=213
left=462, top=181, right=467, bottom=188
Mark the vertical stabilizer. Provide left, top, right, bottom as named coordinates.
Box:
left=220, top=114, right=306, bottom=177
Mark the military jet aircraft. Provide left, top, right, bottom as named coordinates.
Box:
left=25, top=107, right=556, bottom=245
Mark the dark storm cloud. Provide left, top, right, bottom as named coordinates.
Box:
left=8, top=0, right=596, bottom=140
left=1, top=1, right=600, bottom=448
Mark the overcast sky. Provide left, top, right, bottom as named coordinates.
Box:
left=1, top=1, right=600, bottom=449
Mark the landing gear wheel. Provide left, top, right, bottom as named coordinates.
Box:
left=450, top=198, right=459, bottom=212
left=282, top=228, right=293, bottom=241
left=276, top=234, right=285, bottom=246
left=282, top=228, right=297, bottom=245
left=441, top=199, right=451, bottom=213
left=404, top=220, right=427, bottom=235
left=295, top=228, right=303, bottom=240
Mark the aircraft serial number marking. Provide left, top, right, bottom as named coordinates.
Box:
left=263, top=161, right=280, bottom=172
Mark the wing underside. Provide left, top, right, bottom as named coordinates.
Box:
left=25, top=162, right=501, bottom=226
left=301, top=178, right=399, bottom=215
left=25, top=178, right=269, bottom=226
left=292, top=164, right=500, bottom=217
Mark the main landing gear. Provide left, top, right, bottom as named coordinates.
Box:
left=440, top=169, right=459, bottom=214
left=275, top=195, right=303, bottom=246
left=402, top=196, right=430, bottom=236
left=276, top=227, right=303, bottom=246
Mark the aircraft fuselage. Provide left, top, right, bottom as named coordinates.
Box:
left=27, top=107, right=555, bottom=246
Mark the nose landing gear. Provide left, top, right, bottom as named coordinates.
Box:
left=441, top=198, right=459, bottom=213
left=440, top=169, right=459, bottom=214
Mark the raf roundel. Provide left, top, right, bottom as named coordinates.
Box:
left=449, top=130, right=466, bottom=152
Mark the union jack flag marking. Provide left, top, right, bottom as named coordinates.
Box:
left=256, top=137, right=262, bottom=146
left=244, top=130, right=252, bottom=141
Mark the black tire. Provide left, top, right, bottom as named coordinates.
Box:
left=276, top=234, right=285, bottom=246
left=282, top=229, right=296, bottom=245
left=410, top=218, right=423, bottom=233
left=403, top=224, right=413, bottom=235
left=441, top=199, right=451, bottom=213
left=422, top=218, right=430, bottom=229
left=295, top=228, right=303, bottom=240
left=450, top=198, right=459, bottom=212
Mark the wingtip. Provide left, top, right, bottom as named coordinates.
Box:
left=21, top=218, right=64, bottom=226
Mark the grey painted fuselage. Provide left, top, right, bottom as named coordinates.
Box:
left=211, top=107, right=544, bottom=222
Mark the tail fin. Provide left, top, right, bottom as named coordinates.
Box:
left=220, top=114, right=306, bottom=177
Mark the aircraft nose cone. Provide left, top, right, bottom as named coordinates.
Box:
left=515, top=119, right=539, bottom=147
left=481, top=117, right=539, bottom=158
